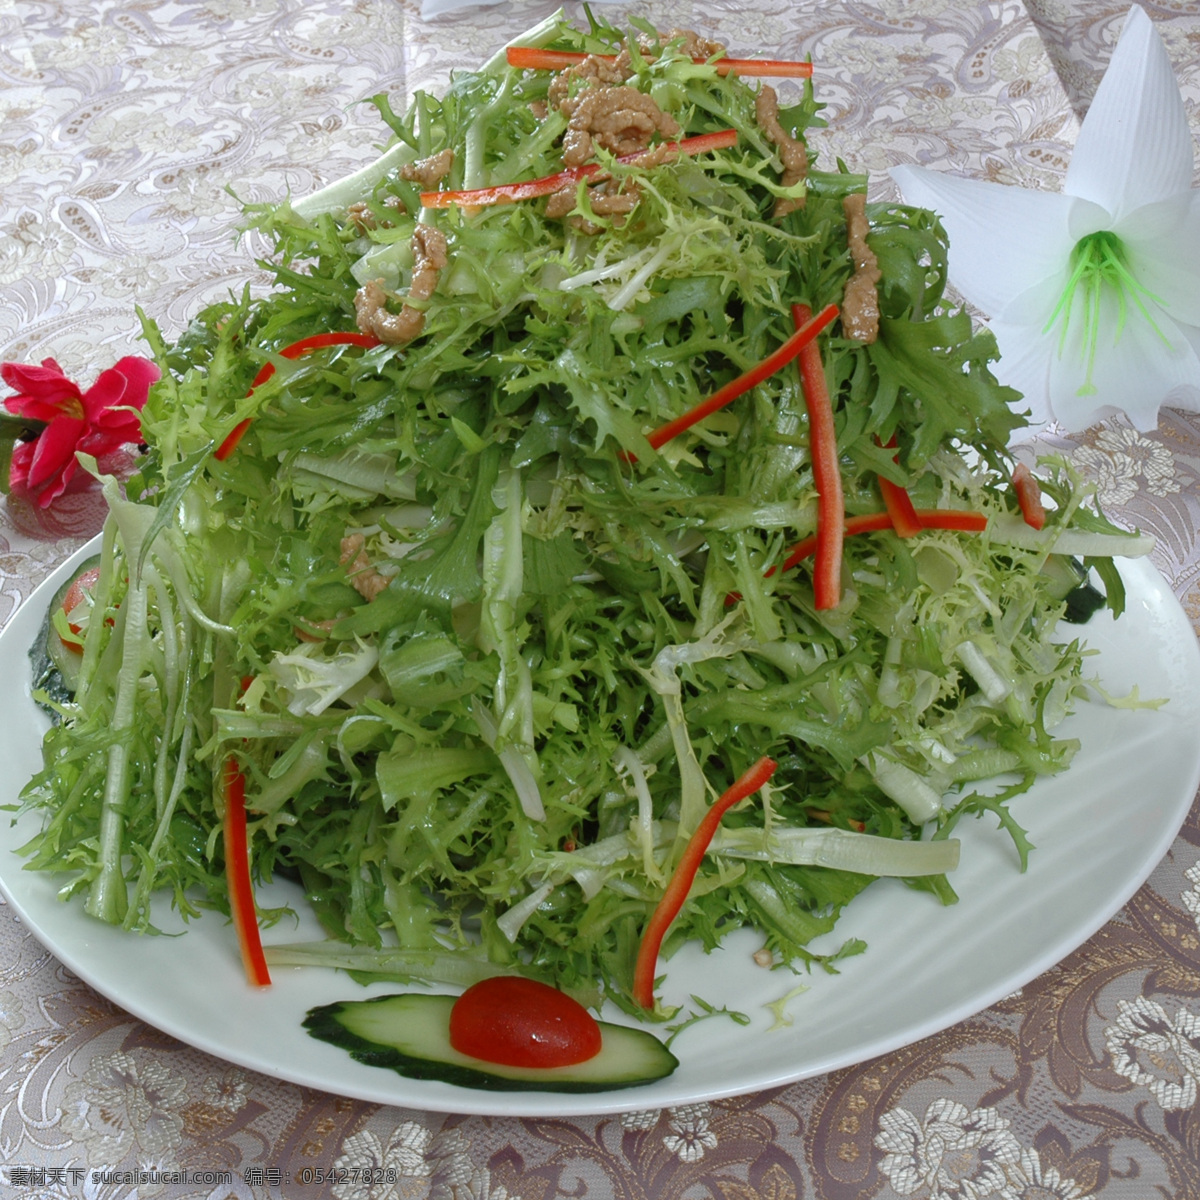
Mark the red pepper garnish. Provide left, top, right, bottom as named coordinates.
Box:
left=505, top=45, right=814, bottom=79
left=634, top=304, right=839, bottom=459
left=809, top=809, right=867, bottom=833
left=213, top=331, right=381, bottom=461
left=877, top=436, right=923, bottom=538
left=632, top=756, right=778, bottom=1009
left=776, top=508, right=988, bottom=575
left=914, top=509, right=989, bottom=533
left=221, top=755, right=271, bottom=988
left=1012, top=462, right=1046, bottom=530
left=792, top=303, right=843, bottom=610
left=419, top=129, right=738, bottom=210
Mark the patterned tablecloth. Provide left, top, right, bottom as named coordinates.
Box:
left=3, top=1, right=1200, bottom=1196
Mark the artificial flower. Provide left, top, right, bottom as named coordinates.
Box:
left=891, top=5, right=1200, bottom=436
left=1, top=354, right=159, bottom=507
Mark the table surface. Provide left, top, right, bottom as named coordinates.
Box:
left=4, top=1, right=1200, bottom=1196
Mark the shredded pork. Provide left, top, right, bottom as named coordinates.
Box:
left=409, top=223, right=449, bottom=299
left=561, top=86, right=680, bottom=168
left=755, top=85, right=808, bottom=217
left=339, top=533, right=390, bottom=602
left=841, top=192, right=882, bottom=344
left=346, top=152, right=453, bottom=232
left=546, top=177, right=642, bottom=233
left=545, top=52, right=681, bottom=231
left=399, top=149, right=455, bottom=188
left=548, top=51, right=632, bottom=113
left=664, top=27, right=726, bottom=61
left=353, top=223, right=449, bottom=346
left=347, top=196, right=404, bottom=232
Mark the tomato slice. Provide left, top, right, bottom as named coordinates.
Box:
left=61, top=565, right=102, bottom=632
left=448, top=977, right=602, bottom=1068
left=58, top=564, right=104, bottom=652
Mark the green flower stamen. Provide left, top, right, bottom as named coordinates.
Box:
left=1042, top=230, right=1171, bottom=396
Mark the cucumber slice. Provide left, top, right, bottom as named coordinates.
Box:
left=29, top=555, right=102, bottom=714
left=1061, top=579, right=1108, bottom=624
left=1039, top=553, right=1088, bottom=599
left=1039, top=554, right=1108, bottom=624
left=303, top=992, right=679, bottom=1092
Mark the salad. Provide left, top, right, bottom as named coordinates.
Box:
left=17, top=11, right=1150, bottom=1032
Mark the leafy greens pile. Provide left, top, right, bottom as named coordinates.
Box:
left=18, top=12, right=1147, bottom=1017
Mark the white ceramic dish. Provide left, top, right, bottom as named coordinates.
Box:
left=1, top=540, right=1198, bottom=1116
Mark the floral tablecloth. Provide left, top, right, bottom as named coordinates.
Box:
left=3, top=1, right=1200, bottom=1197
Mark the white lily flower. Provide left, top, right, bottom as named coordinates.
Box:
left=892, top=5, right=1200, bottom=436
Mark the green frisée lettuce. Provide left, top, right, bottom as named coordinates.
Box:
left=17, top=12, right=1151, bottom=1017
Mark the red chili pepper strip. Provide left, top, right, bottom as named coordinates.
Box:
left=879, top=476, right=923, bottom=537
left=776, top=508, right=988, bottom=575
left=423, top=163, right=600, bottom=210
left=903, top=509, right=988, bottom=533
left=792, top=303, right=843, bottom=610
left=420, top=129, right=738, bottom=210
left=1012, top=462, right=1046, bottom=530
left=632, top=756, right=778, bottom=1010
left=505, top=45, right=814, bottom=78
left=213, top=331, right=382, bottom=461
left=777, top=512, right=891, bottom=575
left=636, top=304, right=839, bottom=458
left=215, top=419, right=254, bottom=463
left=222, top=756, right=272, bottom=988
left=877, top=436, right=923, bottom=538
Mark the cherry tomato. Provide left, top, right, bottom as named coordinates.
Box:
left=58, top=565, right=103, bottom=652
left=61, top=565, right=102, bottom=630
left=448, top=977, right=602, bottom=1069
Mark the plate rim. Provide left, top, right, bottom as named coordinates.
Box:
left=1, top=536, right=1198, bottom=1116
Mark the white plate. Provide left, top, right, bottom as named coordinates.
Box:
left=2, top=540, right=1198, bottom=1116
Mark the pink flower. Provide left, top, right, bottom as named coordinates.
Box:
left=2, top=355, right=160, bottom=508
